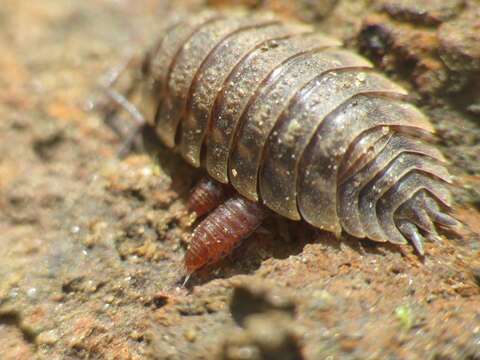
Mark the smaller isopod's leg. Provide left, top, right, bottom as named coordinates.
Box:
left=183, top=196, right=266, bottom=284
left=187, top=177, right=227, bottom=219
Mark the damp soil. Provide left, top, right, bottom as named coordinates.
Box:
left=0, top=1, right=479, bottom=359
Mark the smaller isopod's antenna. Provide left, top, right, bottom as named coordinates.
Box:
left=182, top=273, right=192, bottom=288
left=171, top=260, right=193, bottom=289
left=178, top=260, right=192, bottom=288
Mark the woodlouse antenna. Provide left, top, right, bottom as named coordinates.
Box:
left=94, top=52, right=148, bottom=157
left=102, top=88, right=146, bottom=157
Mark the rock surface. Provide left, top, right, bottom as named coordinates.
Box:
left=1, top=0, right=479, bottom=359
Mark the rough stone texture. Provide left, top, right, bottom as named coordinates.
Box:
left=0, top=0, right=479, bottom=359
left=381, top=0, right=465, bottom=25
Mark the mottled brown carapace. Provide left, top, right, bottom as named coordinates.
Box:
left=110, top=9, right=461, bottom=278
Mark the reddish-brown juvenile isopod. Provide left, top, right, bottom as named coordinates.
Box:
left=111, top=9, right=460, bottom=278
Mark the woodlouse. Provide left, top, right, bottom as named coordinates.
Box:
left=108, top=9, right=460, bottom=277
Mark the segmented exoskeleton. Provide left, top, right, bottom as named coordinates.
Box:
left=116, top=9, right=460, bottom=276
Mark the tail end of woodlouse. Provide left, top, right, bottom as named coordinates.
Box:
left=335, top=126, right=461, bottom=255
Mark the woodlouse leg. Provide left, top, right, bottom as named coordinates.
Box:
left=187, top=177, right=227, bottom=219
left=183, top=196, right=266, bottom=281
